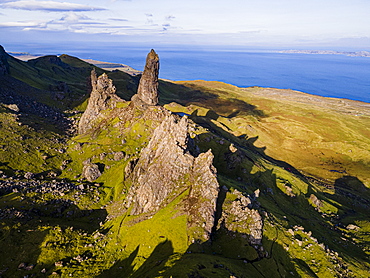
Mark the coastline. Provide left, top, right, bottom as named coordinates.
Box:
left=277, top=49, right=370, bottom=57
left=8, top=50, right=370, bottom=105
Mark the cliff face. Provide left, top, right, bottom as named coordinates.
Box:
left=0, top=46, right=9, bottom=76
left=125, top=114, right=220, bottom=240
left=78, top=69, right=122, bottom=134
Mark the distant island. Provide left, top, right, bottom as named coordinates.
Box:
left=277, top=49, right=370, bottom=57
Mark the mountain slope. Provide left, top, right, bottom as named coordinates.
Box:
left=0, top=47, right=369, bottom=277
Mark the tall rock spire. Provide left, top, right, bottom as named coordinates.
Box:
left=133, top=49, right=159, bottom=106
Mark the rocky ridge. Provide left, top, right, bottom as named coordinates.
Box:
left=75, top=49, right=271, bottom=246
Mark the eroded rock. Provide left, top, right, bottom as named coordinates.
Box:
left=131, top=49, right=159, bottom=107
left=125, top=114, right=219, bottom=240
left=219, top=189, right=264, bottom=251
left=78, top=69, right=123, bottom=134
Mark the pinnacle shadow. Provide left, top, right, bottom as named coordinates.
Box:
left=157, top=80, right=266, bottom=118
left=189, top=110, right=370, bottom=275
left=99, top=240, right=174, bottom=278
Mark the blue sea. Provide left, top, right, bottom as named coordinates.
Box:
left=6, top=44, right=370, bottom=103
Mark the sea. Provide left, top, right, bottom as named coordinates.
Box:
left=6, top=44, right=370, bottom=103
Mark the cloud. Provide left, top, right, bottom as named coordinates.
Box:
left=109, top=18, right=128, bottom=22
left=1, top=1, right=106, bottom=12
left=145, top=13, right=153, bottom=24
left=0, top=20, right=46, bottom=28
left=58, top=12, right=90, bottom=23
left=165, top=15, right=175, bottom=21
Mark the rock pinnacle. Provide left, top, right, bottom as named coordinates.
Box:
left=134, top=49, right=159, bottom=106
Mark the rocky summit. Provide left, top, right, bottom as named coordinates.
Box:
left=0, top=46, right=369, bottom=278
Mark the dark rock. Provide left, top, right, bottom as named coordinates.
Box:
left=124, top=158, right=138, bottom=179
left=0, top=45, right=9, bottom=76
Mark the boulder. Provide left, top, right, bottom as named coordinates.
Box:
left=82, top=163, right=102, bottom=182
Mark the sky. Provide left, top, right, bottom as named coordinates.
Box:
left=0, top=0, right=370, bottom=50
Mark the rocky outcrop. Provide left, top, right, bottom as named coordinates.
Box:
left=125, top=114, right=219, bottom=240
left=82, top=163, right=102, bottom=182
left=131, top=49, right=159, bottom=107
left=219, top=189, right=264, bottom=252
left=0, top=45, right=9, bottom=76
left=78, top=69, right=123, bottom=134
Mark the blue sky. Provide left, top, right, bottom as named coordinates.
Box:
left=0, top=0, right=370, bottom=49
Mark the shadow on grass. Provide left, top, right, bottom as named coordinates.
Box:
left=98, top=230, right=299, bottom=278
left=0, top=192, right=107, bottom=277
left=188, top=113, right=370, bottom=275
left=99, top=240, right=174, bottom=278
left=158, top=80, right=266, bottom=118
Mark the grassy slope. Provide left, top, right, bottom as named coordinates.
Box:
left=173, top=80, right=370, bottom=186
left=6, top=52, right=137, bottom=111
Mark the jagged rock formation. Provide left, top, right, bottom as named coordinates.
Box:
left=0, top=45, right=9, bottom=76
left=78, top=69, right=123, bottom=134
left=218, top=189, right=264, bottom=252
left=131, top=49, right=159, bottom=107
left=125, top=114, right=219, bottom=239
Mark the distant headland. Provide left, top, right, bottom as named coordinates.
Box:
left=277, top=49, right=370, bottom=57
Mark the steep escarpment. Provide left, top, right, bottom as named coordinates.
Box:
left=0, top=45, right=9, bottom=76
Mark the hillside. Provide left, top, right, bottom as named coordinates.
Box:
left=0, top=46, right=369, bottom=277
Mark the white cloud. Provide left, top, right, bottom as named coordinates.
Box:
left=109, top=18, right=128, bottom=22
left=58, top=12, right=90, bottom=23
left=1, top=1, right=106, bottom=12
left=0, top=20, right=46, bottom=27
left=165, top=15, right=175, bottom=21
